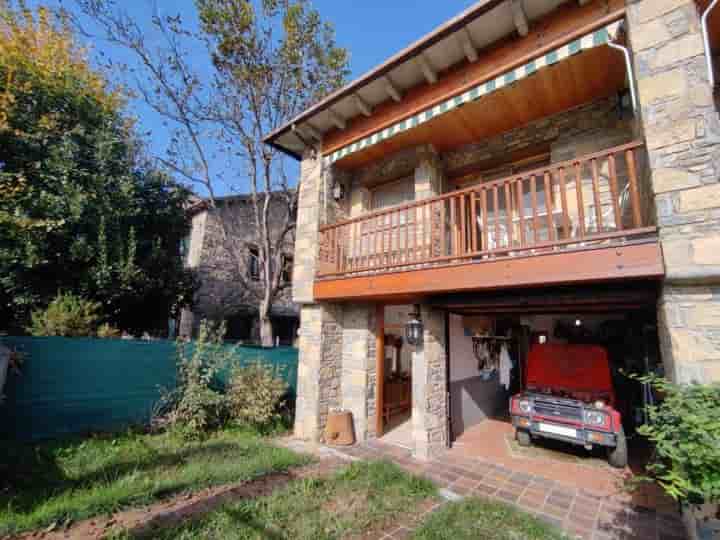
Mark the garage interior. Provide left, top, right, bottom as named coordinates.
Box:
left=437, top=282, right=663, bottom=480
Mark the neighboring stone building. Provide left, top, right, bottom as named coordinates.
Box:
left=264, top=0, right=720, bottom=462
left=179, top=193, right=299, bottom=345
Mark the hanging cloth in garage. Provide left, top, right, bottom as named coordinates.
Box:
left=499, top=343, right=512, bottom=390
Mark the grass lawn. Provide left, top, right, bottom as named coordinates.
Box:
left=412, top=497, right=566, bottom=540
left=0, top=427, right=309, bottom=536
left=112, top=460, right=437, bottom=540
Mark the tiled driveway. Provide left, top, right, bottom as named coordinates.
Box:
left=334, top=439, right=686, bottom=540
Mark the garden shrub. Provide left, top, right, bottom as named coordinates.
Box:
left=96, top=323, right=121, bottom=338
left=28, top=293, right=101, bottom=337
left=637, top=374, right=720, bottom=504
left=158, top=320, right=233, bottom=440
left=226, top=361, right=287, bottom=429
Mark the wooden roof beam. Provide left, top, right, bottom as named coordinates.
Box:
left=353, top=94, right=372, bottom=117
left=384, top=76, right=402, bottom=102
left=417, top=54, right=438, bottom=84
left=512, top=0, right=529, bottom=37
left=458, top=27, right=479, bottom=63
left=328, top=109, right=346, bottom=130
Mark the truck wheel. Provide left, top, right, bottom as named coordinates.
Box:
left=607, top=427, right=628, bottom=469
left=516, top=429, right=532, bottom=447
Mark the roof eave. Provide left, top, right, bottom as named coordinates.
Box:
left=262, top=0, right=506, bottom=155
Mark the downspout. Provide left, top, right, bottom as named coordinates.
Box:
left=702, top=0, right=719, bottom=88
left=608, top=40, right=638, bottom=114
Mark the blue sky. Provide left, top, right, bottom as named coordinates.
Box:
left=44, top=0, right=477, bottom=193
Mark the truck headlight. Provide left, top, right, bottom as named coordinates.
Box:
left=518, top=399, right=532, bottom=414
left=584, top=410, right=607, bottom=426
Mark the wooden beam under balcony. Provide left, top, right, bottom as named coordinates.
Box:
left=313, top=240, right=664, bottom=302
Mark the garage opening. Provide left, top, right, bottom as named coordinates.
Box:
left=441, top=282, right=662, bottom=481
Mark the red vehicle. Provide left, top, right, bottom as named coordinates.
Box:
left=510, top=344, right=627, bottom=468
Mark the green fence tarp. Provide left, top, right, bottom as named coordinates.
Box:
left=0, top=337, right=298, bottom=441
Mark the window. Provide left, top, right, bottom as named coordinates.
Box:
left=248, top=246, right=260, bottom=281
left=282, top=255, right=293, bottom=284
left=370, top=176, right=415, bottom=211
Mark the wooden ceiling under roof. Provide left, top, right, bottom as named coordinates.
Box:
left=332, top=44, right=628, bottom=171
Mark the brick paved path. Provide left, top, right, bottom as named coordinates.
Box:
left=334, top=439, right=687, bottom=540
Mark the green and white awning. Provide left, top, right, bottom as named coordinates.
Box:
left=328, top=20, right=623, bottom=165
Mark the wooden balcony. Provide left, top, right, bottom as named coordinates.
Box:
left=314, top=141, right=664, bottom=301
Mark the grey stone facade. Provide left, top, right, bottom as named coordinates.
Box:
left=179, top=193, right=298, bottom=343
left=627, top=0, right=720, bottom=383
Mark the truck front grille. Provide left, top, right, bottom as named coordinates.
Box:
left=533, top=398, right=583, bottom=420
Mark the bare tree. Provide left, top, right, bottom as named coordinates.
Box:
left=71, top=0, right=348, bottom=346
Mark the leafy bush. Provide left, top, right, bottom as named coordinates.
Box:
left=637, top=375, right=720, bottom=503
left=226, top=361, right=287, bottom=429
left=28, top=293, right=101, bottom=337
left=158, top=320, right=233, bottom=439
left=96, top=323, right=121, bottom=338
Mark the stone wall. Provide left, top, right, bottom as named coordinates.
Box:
left=341, top=304, right=375, bottom=442
left=442, top=95, right=635, bottom=178
left=294, top=303, right=343, bottom=441
left=627, top=0, right=720, bottom=382
left=180, top=193, right=297, bottom=339
left=412, top=305, right=448, bottom=461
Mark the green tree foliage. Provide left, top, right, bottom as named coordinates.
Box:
left=0, top=2, right=197, bottom=334
left=75, top=0, right=348, bottom=345
left=28, top=292, right=100, bottom=337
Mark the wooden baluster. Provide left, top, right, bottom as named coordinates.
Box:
left=471, top=191, right=478, bottom=253
left=558, top=167, right=570, bottom=240
left=460, top=194, right=467, bottom=254
left=440, top=200, right=446, bottom=257
left=608, top=154, right=622, bottom=231
left=493, top=186, right=500, bottom=250
left=424, top=202, right=430, bottom=260
left=575, top=162, right=586, bottom=239
left=544, top=171, right=555, bottom=242
left=450, top=196, right=457, bottom=256
left=530, top=174, right=539, bottom=244
left=591, top=158, right=603, bottom=233
left=517, top=179, right=526, bottom=247
left=505, top=181, right=513, bottom=248
left=626, top=149, right=642, bottom=228
left=355, top=221, right=361, bottom=271
left=481, top=187, right=488, bottom=252
left=379, top=213, right=386, bottom=268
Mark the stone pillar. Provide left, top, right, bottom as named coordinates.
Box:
left=341, top=304, right=377, bottom=442
left=294, top=303, right=343, bottom=441
left=292, top=148, right=346, bottom=440
left=412, top=306, right=448, bottom=461
left=415, top=145, right=444, bottom=200
left=627, top=0, right=720, bottom=382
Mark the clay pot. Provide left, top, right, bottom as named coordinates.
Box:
left=324, top=410, right=355, bottom=446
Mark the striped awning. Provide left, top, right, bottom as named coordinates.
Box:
left=328, top=20, right=623, bottom=165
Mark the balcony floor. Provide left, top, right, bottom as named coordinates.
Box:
left=313, top=238, right=664, bottom=302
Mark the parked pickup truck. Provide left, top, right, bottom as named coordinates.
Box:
left=510, top=344, right=627, bottom=468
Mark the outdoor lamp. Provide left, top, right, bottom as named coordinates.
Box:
left=405, top=305, right=423, bottom=346
left=331, top=179, right=345, bottom=201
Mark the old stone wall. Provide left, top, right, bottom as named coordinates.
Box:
left=627, top=0, right=720, bottom=382
left=442, top=95, right=635, bottom=178
left=341, top=304, right=375, bottom=442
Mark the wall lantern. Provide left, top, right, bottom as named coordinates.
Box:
left=332, top=179, right=345, bottom=201
left=405, top=304, right=423, bottom=346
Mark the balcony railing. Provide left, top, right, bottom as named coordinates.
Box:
left=317, top=141, right=656, bottom=279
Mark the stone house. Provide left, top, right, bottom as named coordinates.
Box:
left=179, top=193, right=299, bottom=345
left=263, top=0, right=720, bottom=463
